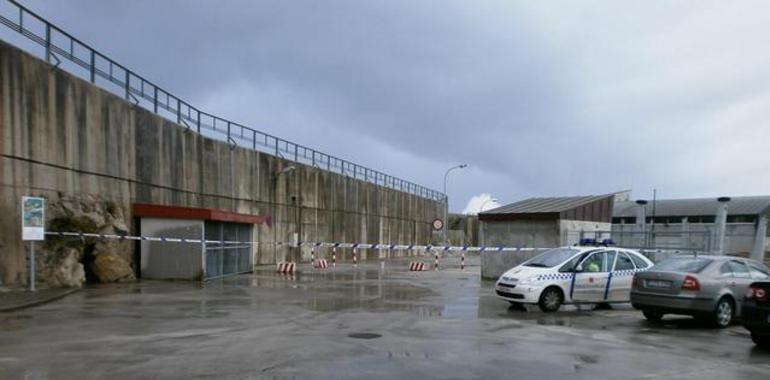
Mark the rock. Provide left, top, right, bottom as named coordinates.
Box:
left=38, top=194, right=135, bottom=286
left=90, top=252, right=135, bottom=283
left=93, top=240, right=132, bottom=263
left=40, top=247, right=85, bottom=288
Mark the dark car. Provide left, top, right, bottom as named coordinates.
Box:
left=743, top=281, right=770, bottom=347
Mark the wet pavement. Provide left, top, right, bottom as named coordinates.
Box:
left=0, top=287, right=79, bottom=312
left=1, top=256, right=769, bottom=379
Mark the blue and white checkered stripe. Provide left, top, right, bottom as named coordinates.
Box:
left=612, top=269, right=640, bottom=277
left=537, top=273, right=574, bottom=281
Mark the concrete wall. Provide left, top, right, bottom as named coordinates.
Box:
left=480, top=249, right=548, bottom=280
left=480, top=219, right=560, bottom=248
left=0, top=40, right=442, bottom=286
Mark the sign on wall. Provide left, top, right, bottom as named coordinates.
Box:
left=432, top=218, right=444, bottom=231
left=21, top=196, right=46, bottom=241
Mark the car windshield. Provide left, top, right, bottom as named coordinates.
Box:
left=524, top=248, right=580, bottom=268
left=651, top=257, right=713, bottom=273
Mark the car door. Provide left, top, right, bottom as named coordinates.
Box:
left=571, top=250, right=611, bottom=303
left=608, top=251, right=636, bottom=302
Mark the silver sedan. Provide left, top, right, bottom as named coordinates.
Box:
left=630, top=255, right=770, bottom=328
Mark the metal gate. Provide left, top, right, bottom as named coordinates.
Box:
left=204, top=221, right=252, bottom=279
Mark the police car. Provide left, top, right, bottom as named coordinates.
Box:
left=495, top=240, right=654, bottom=312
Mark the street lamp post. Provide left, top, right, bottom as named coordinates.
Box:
left=273, top=165, right=296, bottom=264
left=442, top=164, right=467, bottom=245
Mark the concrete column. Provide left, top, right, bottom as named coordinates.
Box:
left=714, top=197, right=731, bottom=255
left=751, top=215, right=767, bottom=262
left=680, top=217, right=689, bottom=251
left=635, top=200, right=647, bottom=248
left=479, top=220, right=486, bottom=246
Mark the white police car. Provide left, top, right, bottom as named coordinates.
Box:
left=495, top=240, right=654, bottom=312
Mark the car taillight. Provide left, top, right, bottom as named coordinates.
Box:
left=681, top=275, right=700, bottom=291
left=746, top=286, right=767, bottom=301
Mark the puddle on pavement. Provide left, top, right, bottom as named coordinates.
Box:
left=348, top=332, right=382, bottom=339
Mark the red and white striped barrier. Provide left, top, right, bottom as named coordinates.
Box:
left=461, top=252, right=465, bottom=271
left=332, top=247, right=337, bottom=268
left=434, top=252, right=439, bottom=271
left=276, top=262, right=296, bottom=274
left=315, top=259, right=329, bottom=269
left=409, top=262, right=427, bottom=271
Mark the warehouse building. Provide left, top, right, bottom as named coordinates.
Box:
left=478, top=194, right=616, bottom=248
left=612, top=195, right=770, bottom=261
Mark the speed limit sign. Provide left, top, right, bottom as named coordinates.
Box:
left=432, top=218, right=444, bottom=231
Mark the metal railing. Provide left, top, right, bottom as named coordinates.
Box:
left=0, top=0, right=445, bottom=201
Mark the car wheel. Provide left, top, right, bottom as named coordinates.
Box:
left=710, top=297, right=734, bottom=328
left=538, top=287, right=563, bottom=313
left=642, top=310, right=663, bottom=322
left=751, top=332, right=770, bottom=347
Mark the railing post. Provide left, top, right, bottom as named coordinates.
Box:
left=153, top=87, right=158, bottom=113
left=312, top=151, right=316, bottom=166
left=177, top=98, right=182, bottom=124
left=124, top=71, right=130, bottom=100
left=197, top=110, right=201, bottom=134
left=227, top=121, right=231, bottom=141
left=89, top=50, right=95, bottom=83
left=294, top=145, right=298, bottom=162
left=253, top=130, right=257, bottom=150
left=45, top=23, right=51, bottom=63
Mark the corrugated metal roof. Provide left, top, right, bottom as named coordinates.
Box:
left=481, top=194, right=614, bottom=215
left=613, top=196, right=770, bottom=217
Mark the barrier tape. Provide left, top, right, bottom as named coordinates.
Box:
left=42, top=231, right=695, bottom=255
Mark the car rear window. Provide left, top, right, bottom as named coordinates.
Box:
left=651, top=257, right=713, bottom=273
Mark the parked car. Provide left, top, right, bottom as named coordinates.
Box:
left=630, top=255, right=770, bottom=328
left=743, top=281, right=770, bottom=347
left=495, top=244, right=654, bottom=312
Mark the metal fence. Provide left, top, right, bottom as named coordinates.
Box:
left=0, top=0, right=445, bottom=202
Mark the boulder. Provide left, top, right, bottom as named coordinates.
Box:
left=91, top=252, right=135, bottom=283
left=39, top=247, right=85, bottom=288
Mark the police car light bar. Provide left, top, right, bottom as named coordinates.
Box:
left=577, top=238, right=616, bottom=247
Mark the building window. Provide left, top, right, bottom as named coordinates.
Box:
left=727, top=215, right=757, bottom=223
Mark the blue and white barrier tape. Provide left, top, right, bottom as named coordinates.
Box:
left=43, top=231, right=694, bottom=254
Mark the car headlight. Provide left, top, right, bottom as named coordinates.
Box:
left=517, top=276, right=538, bottom=286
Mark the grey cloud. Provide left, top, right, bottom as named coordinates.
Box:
left=16, top=0, right=770, bottom=210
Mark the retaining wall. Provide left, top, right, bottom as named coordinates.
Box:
left=0, top=40, right=442, bottom=286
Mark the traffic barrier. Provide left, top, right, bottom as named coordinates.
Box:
left=276, top=262, right=296, bottom=274
left=461, top=252, right=465, bottom=271
left=353, top=246, right=358, bottom=267
left=332, top=247, right=337, bottom=268
left=409, top=262, right=427, bottom=271
left=311, top=247, right=316, bottom=267
left=315, top=259, right=329, bottom=269
left=434, top=251, right=439, bottom=271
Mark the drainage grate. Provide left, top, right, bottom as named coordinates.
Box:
left=347, top=332, right=382, bottom=339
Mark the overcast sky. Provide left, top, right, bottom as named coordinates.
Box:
left=11, top=0, right=770, bottom=212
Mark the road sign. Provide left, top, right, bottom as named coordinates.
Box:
left=22, top=196, right=45, bottom=241
left=432, top=218, right=444, bottom=231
